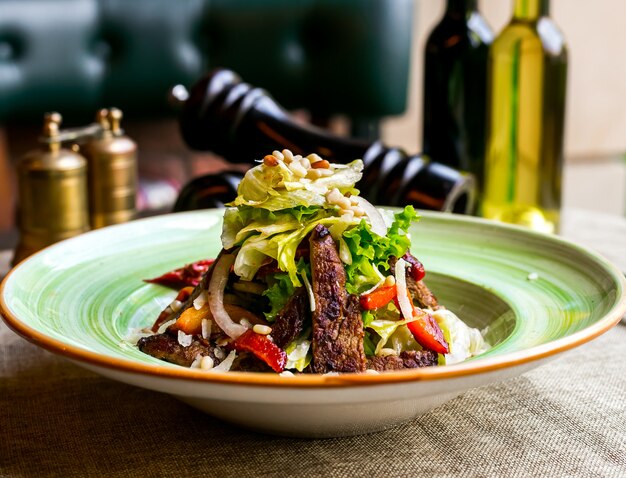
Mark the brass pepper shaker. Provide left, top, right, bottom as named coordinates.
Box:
left=83, top=107, right=138, bottom=229
left=13, top=112, right=90, bottom=265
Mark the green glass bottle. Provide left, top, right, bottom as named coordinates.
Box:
left=422, top=0, right=493, bottom=190
left=483, top=0, right=567, bottom=232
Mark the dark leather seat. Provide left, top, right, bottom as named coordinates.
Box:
left=0, top=0, right=413, bottom=125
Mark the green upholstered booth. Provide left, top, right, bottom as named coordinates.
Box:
left=0, top=0, right=414, bottom=130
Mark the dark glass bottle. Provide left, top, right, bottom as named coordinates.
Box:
left=422, top=0, right=493, bottom=189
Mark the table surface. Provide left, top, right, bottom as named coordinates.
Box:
left=1, top=209, right=625, bottom=477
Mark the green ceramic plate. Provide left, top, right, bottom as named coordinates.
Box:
left=1, top=210, right=624, bottom=437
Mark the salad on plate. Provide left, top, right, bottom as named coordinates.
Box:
left=137, top=150, right=488, bottom=374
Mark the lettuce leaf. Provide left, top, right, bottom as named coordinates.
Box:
left=342, top=206, right=419, bottom=294
left=285, top=334, right=312, bottom=372
left=432, top=309, right=489, bottom=365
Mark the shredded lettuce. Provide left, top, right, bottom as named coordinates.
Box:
left=368, top=318, right=414, bottom=355
left=342, top=206, right=420, bottom=294
left=285, top=334, right=312, bottom=371
left=262, top=273, right=296, bottom=322
left=262, top=260, right=311, bottom=322
left=432, top=309, right=489, bottom=365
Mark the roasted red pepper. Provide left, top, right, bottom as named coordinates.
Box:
left=233, top=329, right=288, bottom=373
left=393, top=285, right=449, bottom=354
left=406, top=307, right=449, bottom=354
left=402, top=253, right=426, bottom=281
left=145, top=259, right=214, bottom=289
left=360, top=285, right=397, bottom=310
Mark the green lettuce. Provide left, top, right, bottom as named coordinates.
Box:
left=285, top=333, right=312, bottom=372
left=342, top=206, right=420, bottom=294
left=262, top=259, right=311, bottom=322
left=432, top=309, right=489, bottom=365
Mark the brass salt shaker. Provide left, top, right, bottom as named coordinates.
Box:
left=83, top=108, right=138, bottom=229
left=13, top=112, right=90, bottom=265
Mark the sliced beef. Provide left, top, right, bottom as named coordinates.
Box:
left=411, top=280, right=440, bottom=310
left=389, top=253, right=440, bottom=310
left=271, top=287, right=308, bottom=348
left=367, top=350, right=438, bottom=372
left=137, top=333, right=221, bottom=368
left=231, top=351, right=273, bottom=372
left=310, top=225, right=366, bottom=373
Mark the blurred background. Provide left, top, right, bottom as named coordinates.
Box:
left=0, top=0, right=624, bottom=252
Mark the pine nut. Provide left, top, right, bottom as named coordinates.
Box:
left=312, top=159, right=330, bottom=169
left=316, top=168, right=334, bottom=177
left=253, top=324, right=272, bottom=335
left=200, top=356, right=214, bottom=370
left=263, top=154, right=279, bottom=167
left=351, top=206, right=365, bottom=217
left=384, top=275, right=396, bottom=287
left=289, top=161, right=307, bottom=177
left=306, top=169, right=323, bottom=179
left=307, top=153, right=323, bottom=163
left=282, top=149, right=294, bottom=163
left=272, top=150, right=284, bottom=161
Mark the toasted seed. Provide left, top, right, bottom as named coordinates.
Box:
left=253, top=324, right=272, bottom=335
left=289, top=161, right=307, bottom=178
left=282, top=149, right=295, bottom=162
left=306, top=169, right=323, bottom=179
left=200, top=356, right=215, bottom=370
left=263, top=154, right=279, bottom=167
left=384, top=275, right=396, bottom=287
left=312, top=159, right=330, bottom=169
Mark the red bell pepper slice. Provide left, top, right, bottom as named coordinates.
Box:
left=393, top=285, right=449, bottom=354
left=360, top=285, right=397, bottom=310
left=233, top=329, right=288, bottom=373
left=145, top=259, right=214, bottom=289
left=406, top=308, right=449, bottom=354
left=402, top=253, right=426, bottom=281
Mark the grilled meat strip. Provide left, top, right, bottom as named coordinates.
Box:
left=137, top=333, right=271, bottom=371
left=367, top=350, right=438, bottom=372
left=137, top=333, right=221, bottom=368
left=390, top=253, right=440, bottom=310
left=271, top=287, right=308, bottom=348
left=310, top=225, right=366, bottom=373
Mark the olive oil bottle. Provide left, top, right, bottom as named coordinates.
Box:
left=423, top=0, right=493, bottom=189
left=483, top=0, right=567, bottom=232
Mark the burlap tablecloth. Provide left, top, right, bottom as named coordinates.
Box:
left=1, top=210, right=625, bottom=477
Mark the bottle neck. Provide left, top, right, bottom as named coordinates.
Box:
left=513, top=0, right=549, bottom=20
left=446, top=0, right=478, bottom=15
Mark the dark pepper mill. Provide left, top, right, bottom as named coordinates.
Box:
left=172, top=69, right=475, bottom=213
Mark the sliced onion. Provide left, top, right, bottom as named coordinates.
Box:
left=359, top=265, right=386, bottom=296
left=193, top=291, right=207, bottom=310
left=352, top=196, right=388, bottom=237
left=301, top=271, right=316, bottom=312
left=208, top=253, right=247, bottom=339
left=360, top=278, right=385, bottom=297
left=210, top=350, right=237, bottom=372
left=395, top=258, right=414, bottom=320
